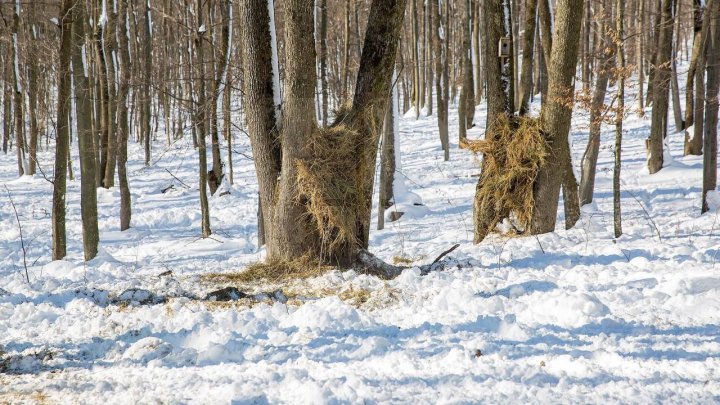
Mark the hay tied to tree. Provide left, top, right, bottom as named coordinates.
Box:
left=465, top=113, right=549, bottom=241
left=295, top=107, right=377, bottom=259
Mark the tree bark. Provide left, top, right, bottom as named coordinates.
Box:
left=646, top=0, right=674, bottom=175
left=519, top=0, right=538, bottom=116
left=614, top=0, right=626, bottom=238
left=70, top=0, right=100, bottom=260
left=194, top=0, right=212, bottom=238
left=459, top=0, right=476, bottom=145
left=431, top=0, right=449, bottom=161
left=52, top=0, right=74, bottom=260
left=580, top=7, right=614, bottom=206
left=684, top=0, right=710, bottom=156
left=530, top=0, right=585, bottom=234
left=702, top=0, right=720, bottom=213
left=117, top=0, right=132, bottom=231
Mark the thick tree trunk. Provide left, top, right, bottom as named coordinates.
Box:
left=70, top=0, right=100, bottom=260
left=52, top=0, right=74, bottom=260
left=646, top=0, right=675, bottom=175
left=530, top=0, right=585, bottom=234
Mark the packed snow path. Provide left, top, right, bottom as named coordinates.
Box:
left=1, top=94, right=720, bottom=403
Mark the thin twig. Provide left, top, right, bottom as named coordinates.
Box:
left=5, top=186, right=29, bottom=283
left=431, top=244, right=460, bottom=265
left=164, top=168, right=191, bottom=189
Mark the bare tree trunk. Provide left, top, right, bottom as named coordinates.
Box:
left=103, top=3, right=118, bottom=188
left=117, top=0, right=132, bottom=231
left=70, top=0, right=100, bottom=260
left=411, top=0, right=421, bottom=117
left=12, top=4, right=26, bottom=177
left=646, top=0, right=675, bottom=174
left=378, top=91, right=396, bottom=231
left=702, top=0, right=720, bottom=213
left=320, top=0, right=328, bottom=126
left=143, top=0, right=152, bottom=166
left=459, top=0, right=476, bottom=145
left=530, top=0, right=585, bottom=234
left=669, top=0, right=684, bottom=132
left=614, top=0, right=626, bottom=237
left=637, top=0, right=645, bottom=111
left=519, top=0, right=538, bottom=116
left=194, top=0, right=212, bottom=238
left=580, top=6, right=614, bottom=206
left=431, top=0, right=449, bottom=160
left=52, top=0, right=74, bottom=260
left=684, top=0, right=709, bottom=155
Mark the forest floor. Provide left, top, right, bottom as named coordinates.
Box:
left=1, top=81, right=720, bottom=403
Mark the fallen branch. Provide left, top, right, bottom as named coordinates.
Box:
left=5, top=186, right=29, bottom=283
left=357, top=244, right=461, bottom=280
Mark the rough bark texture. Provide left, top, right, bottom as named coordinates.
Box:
left=484, top=0, right=513, bottom=128
left=458, top=0, right=476, bottom=144
left=70, top=0, right=100, bottom=260
left=518, top=0, right=538, bottom=116
left=194, top=0, right=212, bottom=238
left=702, top=0, right=720, bottom=213
left=646, top=0, right=675, bottom=174
left=377, top=92, right=396, bottom=231
left=614, top=0, right=626, bottom=238
left=431, top=0, right=449, bottom=161
left=685, top=0, right=711, bottom=156
left=117, top=0, right=132, bottom=231
left=52, top=0, right=74, bottom=260
left=580, top=11, right=614, bottom=206
left=530, top=0, right=585, bottom=235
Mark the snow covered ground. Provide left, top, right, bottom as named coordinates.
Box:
left=2, top=84, right=720, bottom=403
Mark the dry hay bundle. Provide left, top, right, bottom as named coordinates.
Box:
left=295, top=124, right=372, bottom=252
left=466, top=113, right=548, bottom=235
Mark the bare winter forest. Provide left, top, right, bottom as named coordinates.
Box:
left=1, top=0, right=720, bottom=403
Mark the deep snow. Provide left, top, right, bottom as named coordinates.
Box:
left=1, top=80, right=720, bottom=403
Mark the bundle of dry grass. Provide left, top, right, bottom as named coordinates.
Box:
left=295, top=123, right=372, bottom=253
left=466, top=113, right=548, bottom=238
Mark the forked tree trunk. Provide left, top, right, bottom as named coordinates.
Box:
left=52, top=0, right=74, bottom=260
left=529, top=0, right=585, bottom=234
left=646, top=0, right=674, bottom=175
left=240, top=0, right=406, bottom=266
left=70, top=0, right=100, bottom=260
